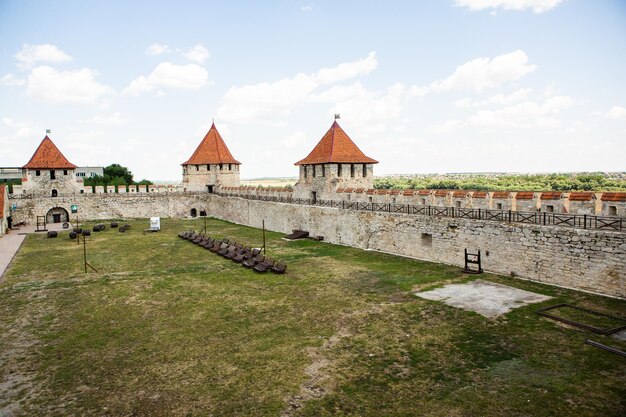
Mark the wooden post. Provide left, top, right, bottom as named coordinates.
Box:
left=262, top=220, right=266, bottom=255
left=83, top=233, right=87, bottom=273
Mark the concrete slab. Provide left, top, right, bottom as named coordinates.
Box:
left=612, top=329, right=626, bottom=342
left=415, top=279, right=551, bottom=318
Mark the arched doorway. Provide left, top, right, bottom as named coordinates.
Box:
left=46, top=207, right=69, bottom=224
left=190, top=208, right=197, bottom=217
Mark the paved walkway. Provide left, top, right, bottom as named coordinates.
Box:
left=0, top=233, right=26, bottom=279
left=0, top=223, right=67, bottom=279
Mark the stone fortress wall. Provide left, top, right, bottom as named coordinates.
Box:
left=8, top=192, right=625, bottom=298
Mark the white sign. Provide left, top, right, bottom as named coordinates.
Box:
left=149, top=217, right=161, bottom=231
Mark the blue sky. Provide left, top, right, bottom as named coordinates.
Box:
left=1, top=0, right=625, bottom=181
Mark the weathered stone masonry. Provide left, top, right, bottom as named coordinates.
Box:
left=203, top=196, right=625, bottom=299
left=11, top=193, right=625, bottom=298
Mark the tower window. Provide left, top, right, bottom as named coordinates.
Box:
left=50, top=170, right=56, bottom=179
left=228, top=164, right=232, bottom=171
left=219, top=164, right=223, bottom=170
left=303, top=166, right=308, bottom=178
left=63, top=170, right=68, bottom=175
left=196, top=165, right=199, bottom=171
left=362, top=164, right=367, bottom=177
left=350, top=164, right=355, bottom=178
left=321, top=165, right=326, bottom=177
left=337, top=164, right=342, bottom=177
left=207, top=165, right=210, bottom=170
left=36, top=170, right=40, bottom=176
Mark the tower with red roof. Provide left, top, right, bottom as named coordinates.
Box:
left=181, top=123, right=241, bottom=192
left=293, top=120, right=378, bottom=201
left=22, top=135, right=82, bottom=197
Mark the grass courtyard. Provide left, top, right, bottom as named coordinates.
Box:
left=0, top=218, right=624, bottom=416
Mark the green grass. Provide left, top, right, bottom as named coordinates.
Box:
left=0, top=217, right=624, bottom=417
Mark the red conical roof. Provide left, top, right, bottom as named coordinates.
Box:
left=295, top=121, right=378, bottom=165
left=23, top=136, right=77, bottom=169
left=182, top=123, right=241, bottom=165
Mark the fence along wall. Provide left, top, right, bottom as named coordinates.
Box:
left=216, top=187, right=626, bottom=217
left=204, top=195, right=626, bottom=299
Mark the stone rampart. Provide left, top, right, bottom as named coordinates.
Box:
left=203, top=196, right=625, bottom=299
left=10, top=193, right=206, bottom=224
left=8, top=193, right=625, bottom=298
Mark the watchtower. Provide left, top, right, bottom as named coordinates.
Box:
left=181, top=123, right=241, bottom=192
left=293, top=121, right=378, bottom=201
left=21, top=135, right=82, bottom=197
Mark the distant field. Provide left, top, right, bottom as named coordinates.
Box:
left=0, top=218, right=624, bottom=416
left=374, top=173, right=626, bottom=191
left=241, top=178, right=297, bottom=187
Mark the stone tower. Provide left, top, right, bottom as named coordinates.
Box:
left=182, top=123, right=241, bottom=192
left=293, top=121, right=378, bottom=201
left=21, top=135, right=82, bottom=197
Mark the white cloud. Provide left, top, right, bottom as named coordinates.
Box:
left=428, top=94, right=575, bottom=132
left=81, top=112, right=128, bottom=125
left=0, top=74, right=25, bottom=86
left=301, top=5, right=313, bottom=12
left=455, top=88, right=532, bottom=107
left=146, top=43, right=172, bottom=56
left=430, top=50, right=536, bottom=93
left=282, top=131, right=307, bottom=148
left=313, top=51, right=378, bottom=84
left=2, top=117, right=41, bottom=139
left=311, top=82, right=410, bottom=135
left=182, top=44, right=210, bottom=63
left=454, top=0, right=564, bottom=13
left=217, top=52, right=378, bottom=124
left=426, top=119, right=463, bottom=134
left=467, top=95, right=575, bottom=128
left=124, top=62, right=210, bottom=96
left=25, top=66, right=113, bottom=105
left=605, top=106, right=626, bottom=121
left=15, top=44, right=72, bottom=69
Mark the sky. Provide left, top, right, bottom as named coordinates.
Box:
left=0, top=0, right=625, bottom=181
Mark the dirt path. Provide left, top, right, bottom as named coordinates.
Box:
left=280, top=303, right=391, bottom=417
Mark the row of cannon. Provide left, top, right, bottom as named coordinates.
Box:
left=178, top=231, right=287, bottom=274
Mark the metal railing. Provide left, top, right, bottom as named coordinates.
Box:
left=214, top=192, right=624, bottom=232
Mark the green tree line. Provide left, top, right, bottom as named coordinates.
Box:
left=83, top=164, right=152, bottom=187
left=374, top=173, right=626, bottom=191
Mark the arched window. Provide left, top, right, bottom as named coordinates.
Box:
left=51, top=189, right=58, bottom=197
left=191, top=208, right=197, bottom=217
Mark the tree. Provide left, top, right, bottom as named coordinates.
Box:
left=104, top=164, right=133, bottom=184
